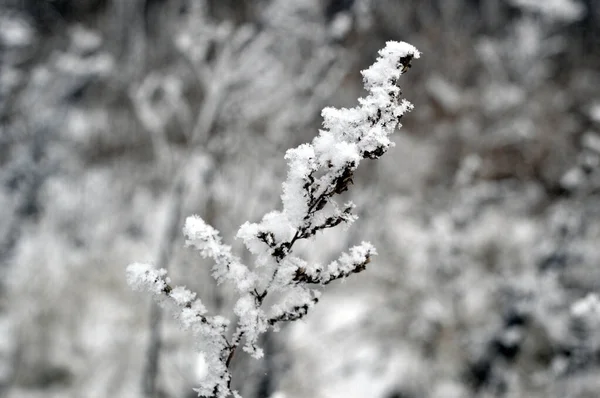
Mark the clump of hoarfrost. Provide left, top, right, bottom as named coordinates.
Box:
left=126, top=41, right=419, bottom=398
left=572, top=294, right=600, bottom=319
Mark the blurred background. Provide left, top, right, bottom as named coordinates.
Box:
left=2, top=0, right=600, bottom=397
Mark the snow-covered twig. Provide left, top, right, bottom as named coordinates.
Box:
left=126, top=41, right=419, bottom=398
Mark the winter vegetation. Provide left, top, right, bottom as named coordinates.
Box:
left=127, top=41, right=419, bottom=397
left=2, top=0, right=600, bottom=398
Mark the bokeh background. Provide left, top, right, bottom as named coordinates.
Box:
left=2, top=1, right=600, bottom=397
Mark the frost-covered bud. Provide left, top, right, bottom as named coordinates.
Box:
left=126, top=263, right=170, bottom=295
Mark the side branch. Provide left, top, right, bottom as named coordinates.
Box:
left=293, top=243, right=376, bottom=285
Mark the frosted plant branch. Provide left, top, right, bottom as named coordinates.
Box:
left=126, top=263, right=232, bottom=396
left=126, top=41, right=419, bottom=398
